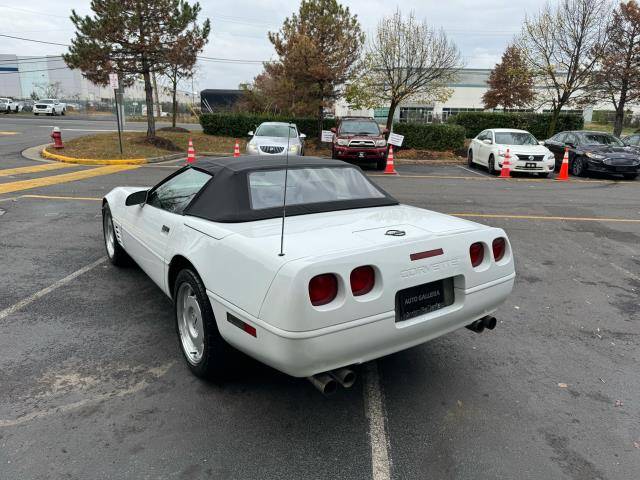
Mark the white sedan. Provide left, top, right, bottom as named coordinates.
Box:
left=102, top=156, right=515, bottom=393
left=468, top=128, right=555, bottom=177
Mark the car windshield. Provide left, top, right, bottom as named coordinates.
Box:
left=339, top=121, right=380, bottom=135
left=255, top=124, right=297, bottom=138
left=494, top=132, right=538, bottom=145
left=39, top=100, right=54, bottom=104
left=578, top=133, right=624, bottom=146
left=249, top=167, right=385, bottom=210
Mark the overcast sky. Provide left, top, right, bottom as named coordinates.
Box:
left=0, top=1, right=559, bottom=92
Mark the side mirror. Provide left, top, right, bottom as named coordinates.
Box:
left=247, top=131, right=254, bottom=136
left=125, top=189, right=148, bottom=206
left=565, top=142, right=575, bottom=148
left=539, top=141, right=545, bottom=146
left=482, top=138, right=493, bottom=145
left=330, top=127, right=337, bottom=133
left=299, top=133, right=306, bottom=139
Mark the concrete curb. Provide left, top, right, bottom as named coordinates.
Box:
left=22, top=143, right=186, bottom=165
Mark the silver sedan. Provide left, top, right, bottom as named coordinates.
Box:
left=246, top=122, right=306, bottom=156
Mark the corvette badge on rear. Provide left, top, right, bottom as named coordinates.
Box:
left=101, top=156, right=515, bottom=393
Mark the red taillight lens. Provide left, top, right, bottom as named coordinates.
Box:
left=469, top=242, right=484, bottom=267
left=350, top=266, right=375, bottom=296
left=309, top=274, right=338, bottom=306
left=492, top=237, right=506, bottom=261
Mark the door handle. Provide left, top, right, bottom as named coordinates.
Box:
left=161, top=225, right=170, bottom=233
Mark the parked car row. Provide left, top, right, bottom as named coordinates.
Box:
left=0, top=97, right=67, bottom=115
left=468, top=128, right=639, bottom=180
left=244, top=117, right=390, bottom=170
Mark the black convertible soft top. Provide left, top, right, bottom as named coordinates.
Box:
left=182, top=155, right=398, bottom=223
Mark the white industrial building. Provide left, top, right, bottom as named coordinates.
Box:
left=0, top=54, right=192, bottom=107
left=335, top=68, right=596, bottom=123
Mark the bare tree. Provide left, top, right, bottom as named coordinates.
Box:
left=346, top=9, right=462, bottom=132
left=33, top=81, right=63, bottom=99
left=588, top=0, right=640, bottom=137
left=519, top=0, right=610, bottom=137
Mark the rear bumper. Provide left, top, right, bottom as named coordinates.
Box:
left=208, top=272, right=515, bottom=377
left=333, top=147, right=387, bottom=161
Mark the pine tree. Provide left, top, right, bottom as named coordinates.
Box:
left=482, top=45, right=535, bottom=110
left=266, top=0, right=364, bottom=140
left=64, top=0, right=210, bottom=138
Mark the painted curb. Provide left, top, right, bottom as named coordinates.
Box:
left=39, top=146, right=187, bottom=166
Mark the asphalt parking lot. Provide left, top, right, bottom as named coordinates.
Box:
left=1, top=117, right=639, bottom=480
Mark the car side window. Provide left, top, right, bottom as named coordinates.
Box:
left=147, top=169, right=211, bottom=214
left=628, top=135, right=640, bottom=145
left=565, top=133, right=578, bottom=146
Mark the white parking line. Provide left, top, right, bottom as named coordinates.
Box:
left=363, top=361, right=392, bottom=480
left=0, top=257, right=106, bottom=320
left=458, top=165, right=490, bottom=177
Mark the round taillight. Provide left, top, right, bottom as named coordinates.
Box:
left=469, top=242, right=484, bottom=267
left=309, top=274, right=338, bottom=306
left=350, top=266, right=375, bottom=296
left=492, top=237, right=506, bottom=261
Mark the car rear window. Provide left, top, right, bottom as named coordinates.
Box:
left=248, top=167, right=385, bottom=210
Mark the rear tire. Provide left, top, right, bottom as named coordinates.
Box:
left=623, top=173, right=638, bottom=180
left=174, top=269, right=231, bottom=380
left=538, top=172, right=549, bottom=178
left=61, top=109, right=66, bottom=116
left=102, top=203, right=130, bottom=266
left=376, top=158, right=387, bottom=170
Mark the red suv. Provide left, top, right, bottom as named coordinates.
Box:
left=331, top=117, right=388, bottom=170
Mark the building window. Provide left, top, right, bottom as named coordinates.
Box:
left=441, top=107, right=484, bottom=122
left=399, top=107, right=434, bottom=124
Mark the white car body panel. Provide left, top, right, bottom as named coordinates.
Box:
left=105, top=185, right=516, bottom=378
left=469, top=128, right=555, bottom=174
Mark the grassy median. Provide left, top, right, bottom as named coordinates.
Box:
left=59, top=131, right=246, bottom=160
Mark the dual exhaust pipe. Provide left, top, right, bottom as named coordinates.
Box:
left=307, top=367, right=356, bottom=396
left=466, top=315, right=497, bottom=333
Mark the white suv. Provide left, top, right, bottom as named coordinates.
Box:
left=468, top=128, right=556, bottom=177
left=33, top=99, right=66, bottom=116
left=0, top=98, right=18, bottom=113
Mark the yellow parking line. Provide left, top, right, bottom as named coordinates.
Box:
left=451, top=213, right=640, bottom=223
left=0, top=165, right=139, bottom=195
left=0, top=163, right=75, bottom=177
left=21, top=194, right=102, bottom=201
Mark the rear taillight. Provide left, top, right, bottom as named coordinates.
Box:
left=350, top=266, right=375, bottom=296
left=492, top=237, right=506, bottom=261
left=309, top=274, right=338, bottom=306
left=469, top=242, right=484, bottom=267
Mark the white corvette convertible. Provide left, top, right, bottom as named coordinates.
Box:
left=102, top=157, right=515, bottom=392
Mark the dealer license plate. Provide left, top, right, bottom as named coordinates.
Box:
left=525, top=162, right=537, bottom=168
left=395, top=278, right=455, bottom=322
left=358, top=151, right=365, bottom=158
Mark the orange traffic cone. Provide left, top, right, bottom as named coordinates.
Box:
left=499, top=149, right=512, bottom=178
left=233, top=139, right=240, bottom=158
left=556, top=147, right=569, bottom=181
left=384, top=145, right=397, bottom=175
left=186, top=138, right=196, bottom=164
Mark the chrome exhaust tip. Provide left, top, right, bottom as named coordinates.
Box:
left=329, top=368, right=357, bottom=389
left=307, top=373, right=338, bottom=396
